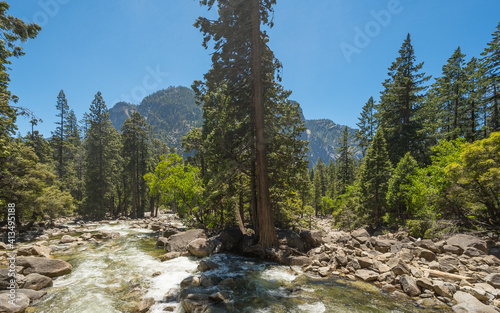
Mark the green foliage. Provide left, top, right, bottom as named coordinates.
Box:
left=358, top=128, right=393, bottom=228
left=386, top=152, right=418, bottom=223
left=334, top=183, right=363, bottom=230
left=404, top=138, right=466, bottom=223
left=356, top=97, right=377, bottom=156
left=337, top=126, right=355, bottom=195
left=446, top=131, right=500, bottom=224
left=0, top=140, right=74, bottom=222
left=121, top=112, right=151, bottom=218
left=144, top=153, right=205, bottom=225
left=83, top=92, right=122, bottom=218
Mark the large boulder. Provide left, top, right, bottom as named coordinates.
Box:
left=446, top=234, right=488, bottom=254
left=187, top=238, right=222, bottom=258
left=165, top=229, right=206, bottom=253
left=156, top=237, right=169, bottom=247
left=30, top=245, right=52, bottom=258
left=0, top=269, right=17, bottom=290
left=452, top=291, right=497, bottom=313
left=277, top=230, right=305, bottom=252
left=400, top=274, right=421, bottom=297
left=0, top=288, right=47, bottom=302
left=134, top=297, right=155, bottom=313
left=0, top=293, right=30, bottom=313
left=283, top=256, right=312, bottom=266
left=181, top=293, right=210, bottom=313
left=485, top=273, right=500, bottom=288
left=351, top=227, right=370, bottom=240
left=299, top=230, right=324, bottom=249
left=59, top=235, right=77, bottom=244
left=217, top=229, right=243, bottom=252
left=21, top=273, right=53, bottom=290
left=17, top=256, right=72, bottom=278
left=355, top=269, right=378, bottom=282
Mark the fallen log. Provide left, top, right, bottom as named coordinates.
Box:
left=419, top=267, right=474, bottom=282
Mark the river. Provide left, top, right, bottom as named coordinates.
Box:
left=28, top=222, right=449, bottom=313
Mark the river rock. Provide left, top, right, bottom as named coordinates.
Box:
left=160, top=251, right=181, bottom=261
left=198, top=260, right=219, bottom=272
left=180, top=276, right=200, bottom=289
left=210, top=291, right=231, bottom=303
left=22, top=273, right=53, bottom=290
left=485, top=273, right=500, bottom=288
left=443, top=245, right=464, bottom=255
left=438, top=255, right=459, bottom=273
left=433, top=281, right=453, bottom=298
left=17, top=256, right=72, bottom=277
left=463, top=247, right=485, bottom=257
left=0, top=269, right=17, bottom=290
left=162, top=229, right=179, bottom=238
left=416, top=277, right=434, bottom=291
left=446, top=234, right=488, bottom=254
left=80, top=232, right=93, bottom=240
left=92, top=230, right=121, bottom=240
left=388, top=258, right=410, bottom=275
left=165, top=229, right=206, bottom=253
left=351, top=227, right=370, bottom=239
left=277, top=230, right=305, bottom=252
left=414, top=247, right=436, bottom=262
left=156, top=237, right=169, bottom=247
left=182, top=293, right=210, bottom=313
left=59, top=235, right=77, bottom=244
left=217, top=229, right=243, bottom=251
left=354, top=269, right=378, bottom=282
left=373, top=239, right=391, bottom=253
left=0, top=242, right=8, bottom=250
left=134, top=297, right=155, bottom=313
left=283, top=256, right=311, bottom=266
left=188, top=238, right=222, bottom=258
left=0, top=288, right=47, bottom=302
left=300, top=230, right=324, bottom=249
left=416, top=239, right=441, bottom=254
left=400, top=274, right=421, bottom=297
left=0, top=292, right=30, bottom=313
left=452, top=291, right=497, bottom=313
left=460, top=286, right=494, bottom=301
left=30, top=245, right=52, bottom=258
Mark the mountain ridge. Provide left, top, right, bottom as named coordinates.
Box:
left=108, top=86, right=360, bottom=166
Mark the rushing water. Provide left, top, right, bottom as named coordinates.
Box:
left=28, top=223, right=450, bottom=313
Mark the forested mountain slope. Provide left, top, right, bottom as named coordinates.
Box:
left=109, top=86, right=360, bottom=165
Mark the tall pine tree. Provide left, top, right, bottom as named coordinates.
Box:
left=356, top=96, right=377, bottom=156
left=359, top=128, right=393, bottom=228
left=480, top=22, right=500, bottom=134
left=378, top=34, right=430, bottom=165
left=84, top=92, right=121, bottom=217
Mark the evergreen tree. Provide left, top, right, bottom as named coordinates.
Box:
left=433, top=47, right=468, bottom=140
left=121, top=112, right=151, bottom=218
left=84, top=92, right=121, bottom=217
left=195, top=0, right=307, bottom=248
left=312, top=158, right=327, bottom=215
left=53, top=90, right=69, bottom=177
left=356, top=96, right=377, bottom=156
left=378, top=34, right=430, bottom=165
left=386, top=152, right=418, bottom=222
left=359, top=128, right=393, bottom=228
left=480, top=22, right=500, bottom=134
left=336, top=126, right=354, bottom=194
left=463, top=57, right=484, bottom=141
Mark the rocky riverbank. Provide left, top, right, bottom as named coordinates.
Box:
left=153, top=220, right=500, bottom=313
left=3, top=213, right=500, bottom=313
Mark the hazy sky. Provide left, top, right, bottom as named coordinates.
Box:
left=7, top=0, right=500, bottom=136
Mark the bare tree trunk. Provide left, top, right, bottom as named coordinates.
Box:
left=250, top=161, right=259, bottom=236
left=251, top=0, right=277, bottom=248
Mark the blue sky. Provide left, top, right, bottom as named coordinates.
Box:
left=7, top=0, right=500, bottom=137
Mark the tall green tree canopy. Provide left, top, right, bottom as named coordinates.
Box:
left=378, top=34, right=430, bottom=165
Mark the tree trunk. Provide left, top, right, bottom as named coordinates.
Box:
left=251, top=0, right=277, bottom=248
left=250, top=161, right=259, bottom=236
